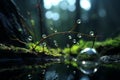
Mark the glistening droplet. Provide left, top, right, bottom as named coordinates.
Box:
left=68, top=35, right=72, bottom=39
left=42, top=34, right=47, bottom=38
left=43, top=42, right=47, bottom=47
left=28, top=74, right=32, bottom=80
left=28, top=36, right=32, bottom=41
left=77, top=19, right=81, bottom=24
left=77, top=33, right=82, bottom=38
left=73, top=71, right=76, bottom=74
left=54, top=29, right=58, bottom=33
left=77, top=48, right=100, bottom=75
left=73, top=39, right=76, bottom=43
left=53, top=40, right=58, bottom=47
left=66, top=44, right=70, bottom=48
left=50, top=27, right=53, bottom=30
left=89, top=31, right=94, bottom=36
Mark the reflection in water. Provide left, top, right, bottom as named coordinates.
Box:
left=0, top=62, right=120, bottom=80
left=45, top=70, right=58, bottom=80
left=44, top=63, right=79, bottom=80
left=67, top=74, right=74, bottom=80
left=79, top=61, right=99, bottom=75
left=80, top=75, right=90, bottom=80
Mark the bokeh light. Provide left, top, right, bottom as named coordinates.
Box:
left=80, top=0, right=91, bottom=11
left=45, top=11, right=60, bottom=21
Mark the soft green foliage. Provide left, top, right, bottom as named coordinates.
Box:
left=102, top=36, right=120, bottom=47
left=25, top=36, right=120, bottom=62
left=71, top=44, right=80, bottom=54
left=27, top=42, right=62, bottom=57
left=48, top=48, right=62, bottom=56
left=27, top=42, right=36, bottom=50
left=63, top=36, right=120, bottom=68
left=62, top=40, right=94, bottom=56
left=63, top=48, right=71, bottom=54
left=78, top=40, right=93, bottom=48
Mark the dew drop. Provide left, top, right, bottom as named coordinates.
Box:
left=73, top=71, right=76, bottom=74
left=28, top=36, right=32, bottom=41
left=18, top=28, right=22, bottom=32
left=50, top=27, right=53, bottom=30
left=53, top=40, right=58, bottom=47
left=68, top=35, right=72, bottom=39
left=77, top=42, right=80, bottom=45
left=55, top=43, right=58, bottom=47
left=0, top=44, right=3, bottom=46
left=72, top=58, right=77, bottom=62
left=73, top=39, right=76, bottom=44
left=54, top=29, right=58, bottom=33
left=53, top=40, right=57, bottom=43
left=43, top=42, right=47, bottom=47
left=77, top=48, right=100, bottom=75
left=77, top=19, right=81, bottom=24
left=89, top=31, right=94, bottom=36
left=67, top=65, right=70, bottom=68
left=66, top=44, right=70, bottom=48
left=77, top=33, right=82, bottom=38
left=27, top=11, right=31, bottom=15
left=42, top=34, right=47, bottom=38
left=30, top=19, right=35, bottom=26
left=28, top=74, right=32, bottom=80
left=42, top=69, right=46, bottom=74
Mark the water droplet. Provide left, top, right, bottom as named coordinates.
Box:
left=77, top=19, right=81, bottom=24
left=42, top=69, right=46, bottom=74
left=89, top=31, right=94, bottom=36
left=68, top=35, right=72, bottom=39
left=43, top=42, right=47, bottom=47
left=77, top=48, right=100, bottom=75
left=67, top=65, right=70, bottom=68
left=53, top=40, right=58, bottom=47
left=53, top=40, right=57, bottom=43
left=30, top=19, right=35, bottom=26
left=77, top=33, right=82, bottom=38
left=73, top=71, right=76, bottom=74
left=0, top=44, right=3, bottom=46
left=73, top=39, right=76, bottom=43
left=72, top=58, right=77, bottom=62
left=28, top=74, right=32, bottom=79
left=54, top=29, right=58, bottom=33
left=50, top=27, right=54, bottom=30
left=42, top=34, right=47, bottom=38
left=77, top=42, right=80, bottom=45
left=28, top=36, right=32, bottom=41
left=18, top=28, right=22, bottom=32
left=55, top=43, right=58, bottom=47
left=27, top=11, right=31, bottom=15
left=66, top=44, right=70, bottom=48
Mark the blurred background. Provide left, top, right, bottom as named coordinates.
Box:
left=13, top=0, right=120, bottom=48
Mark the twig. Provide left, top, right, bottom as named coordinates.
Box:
left=32, top=30, right=99, bottom=50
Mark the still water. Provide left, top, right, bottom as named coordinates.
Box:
left=0, top=61, right=120, bottom=80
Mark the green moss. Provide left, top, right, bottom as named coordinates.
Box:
left=103, top=36, right=120, bottom=47
left=71, top=44, right=80, bottom=54
left=63, top=48, right=71, bottom=54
